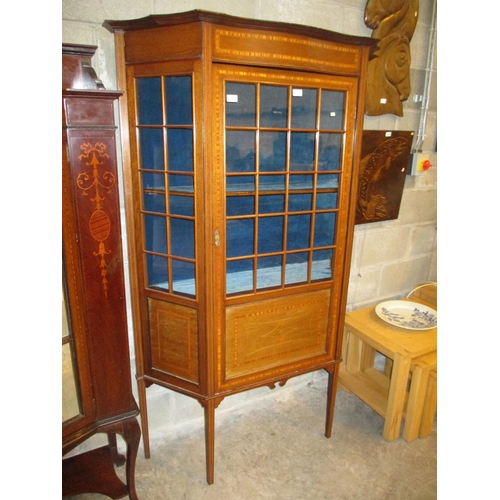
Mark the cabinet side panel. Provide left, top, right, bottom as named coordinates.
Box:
left=225, top=289, right=330, bottom=380
left=148, top=298, right=199, bottom=384
left=65, top=126, right=136, bottom=419
left=124, top=23, right=203, bottom=64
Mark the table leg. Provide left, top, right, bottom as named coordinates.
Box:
left=383, top=352, right=411, bottom=441
left=403, top=362, right=430, bottom=442
left=345, top=334, right=364, bottom=373
left=338, top=327, right=350, bottom=393
left=419, top=370, right=437, bottom=438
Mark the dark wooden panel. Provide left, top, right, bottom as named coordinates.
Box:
left=355, top=130, right=414, bottom=224
left=65, top=127, right=136, bottom=419
left=64, top=96, right=116, bottom=126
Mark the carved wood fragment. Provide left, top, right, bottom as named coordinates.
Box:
left=364, top=0, right=419, bottom=116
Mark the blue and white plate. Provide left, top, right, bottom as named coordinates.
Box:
left=375, top=300, right=437, bottom=330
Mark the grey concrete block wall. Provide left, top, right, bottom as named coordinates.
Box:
left=62, top=0, right=437, bottom=452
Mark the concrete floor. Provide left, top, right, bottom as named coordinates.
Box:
left=67, top=371, right=437, bottom=499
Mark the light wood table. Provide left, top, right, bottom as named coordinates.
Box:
left=339, top=299, right=437, bottom=441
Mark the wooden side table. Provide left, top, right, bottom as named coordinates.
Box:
left=339, top=299, right=437, bottom=441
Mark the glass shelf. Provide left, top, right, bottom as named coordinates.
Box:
left=150, top=257, right=333, bottom=297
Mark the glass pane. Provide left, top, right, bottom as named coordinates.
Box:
left=289, top=193, right=312, bottom=212
left=169, top=194, right=194, bottom=216
left=142, top=172, right=165, bottom=191
left=260, top=85, right=288, bottom=128
left=259, top=174, right=285, bottom=191
left=62, top=343, right=80, bottom=422
left=317, top=174, right=339, bottom=189
left=226, top=219, right=254, bottom=257
left=165, top=76, right=192, bottom=125
left=226, top=131, right=255, bottom=172
left=258, top=216, right=284, bottom=254
left=287, top=214, right=311, bottom=250
left=257, top=255, right=283, bottom=289
left=312, top=249, right=333, bottom=281
left=320, top=90, right=344, bottom=130
left=316, top=192, right=338, bottom=210
left=259, top=194, right=285, bottom=214
left=168, top=174, right=194, bottom=193
left=226, top=175, right=255, bottom=193
left=227, top=259, right=254, bottom=294
left=143, top=192, right=166, bottom=213
left=318, top=133, right=342, bottom=171
left=172, top=259, right=196, bottom=296
left=144, top=214, right=167, bottom=254
left=259, top=132, right=286, bottom=172
left=226, top=82, right=256, bottom=127
left=62, top=286, right=70, bottom=339
left=290, top=132, right=315, bottom=171
left=227, top=196, right=255, bottom=216
left=167, top=129, right=193, bottom=172
left=137, top=77, right=162, bottom=125
left=285, top=252, right=309, bottom=285
left=289, top=174, right=313, bottom=190
left=170, top=218, right=195, bottom=259
left=314, top=212, right=336, bottom=247
left=291, top=88, right=317, bottom=129
left=139, top=128, right=164, bottom=170
left=146, top=254, right=169, bottom=289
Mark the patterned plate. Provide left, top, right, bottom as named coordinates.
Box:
left=375, top=300, right=437, bottom=330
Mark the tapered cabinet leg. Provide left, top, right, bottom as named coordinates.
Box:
left=201, top=397, right=224, bottom=485
left=325, top=366, right=338, bottom=438
left=204, top=401, right=215, bottom=485
left=137, top=377, right=151, bottom=459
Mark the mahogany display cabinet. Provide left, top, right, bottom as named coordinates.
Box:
left=62, top=43, right=141, bottom=499
left=104, top=11, right=375, bottom=485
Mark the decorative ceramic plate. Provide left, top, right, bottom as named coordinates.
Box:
left=375, top=300, right=437, bottom=330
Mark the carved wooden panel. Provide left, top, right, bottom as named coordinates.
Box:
left=355, top=130, right=413, bottom=224
left=149, top=298, right=199, bottom=383
left=224, top=290, right=330, bottom=380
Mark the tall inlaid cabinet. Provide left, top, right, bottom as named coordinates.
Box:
left=62, top=43, right=141, bottom=499
left=104, top=11, right=375, bottom=484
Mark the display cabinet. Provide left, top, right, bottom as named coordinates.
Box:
left=62, top=43, right=141, bottom=499
left=104, top=11, right=375, bottom=484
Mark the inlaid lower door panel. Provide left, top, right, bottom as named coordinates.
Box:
left=224, top=289, right=331, bottom=381
left=148, top=298, right=199, bottom=384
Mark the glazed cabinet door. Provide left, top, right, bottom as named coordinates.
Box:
left=62, top=140, right=95, bottom=439
left=125, top=59, right=206, bottom=392
left=212, top=65, right=360, bottom=391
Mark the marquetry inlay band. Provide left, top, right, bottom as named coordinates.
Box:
left=214, top=29, right=361, bottom=72
left=76, top=142, right=116, bottom=297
